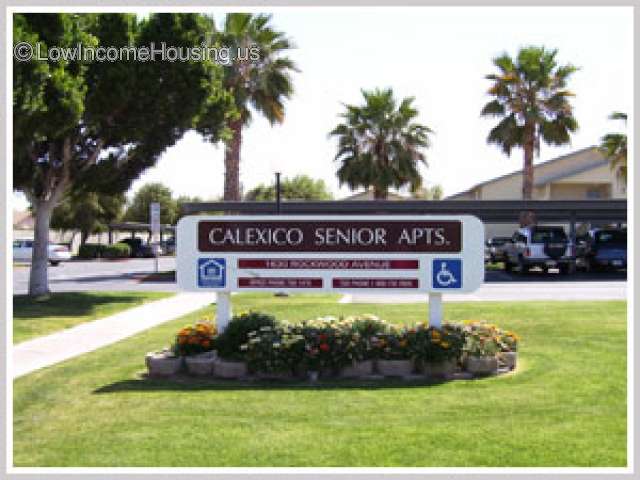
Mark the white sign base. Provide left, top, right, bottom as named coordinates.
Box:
left=428, top=292, right=443, bottom=328
left=216, top=292, right=232, bottom=332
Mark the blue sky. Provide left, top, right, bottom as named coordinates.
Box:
left=13, top=6, right=634, bottom=208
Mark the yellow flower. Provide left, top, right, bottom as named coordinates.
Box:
left=441, top=341, right=450, bottom=349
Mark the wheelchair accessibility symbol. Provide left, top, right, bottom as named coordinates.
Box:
left=432, top=259, right=462, bottom=289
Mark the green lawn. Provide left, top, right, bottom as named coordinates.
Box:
left=13, top=294, right=627, bottom=467
left=13, top=291, right=174, bottom=344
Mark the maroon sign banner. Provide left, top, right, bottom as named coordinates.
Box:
left=237, top=259, right=420, bottom=269
left=198, top=220, right=461, bottom=253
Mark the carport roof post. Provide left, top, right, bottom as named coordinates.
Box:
left=180, top=200, right=626, bottom=224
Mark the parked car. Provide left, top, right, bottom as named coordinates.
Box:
left=160, top=237, right=176, bottom=256
left=485, top=236, right=512, bottom=263
left=504, top=226, right=575, bottom=275
left=580, top=228, right=627, bottom=272
left=13, top=239, right=72, bottom=266
left=117, top=238, right=161, bottom=258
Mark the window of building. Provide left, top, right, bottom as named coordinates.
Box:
left=586, top=188, right=603, bottom=199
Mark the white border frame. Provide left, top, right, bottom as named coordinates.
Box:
left=3, top=3, right=635, bottom=479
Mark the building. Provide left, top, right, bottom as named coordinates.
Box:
left=448, top=146, right=625, bottom=201
left=447, top=146, right=626, bottom=238
left=13, top=210, right=35, bottom=239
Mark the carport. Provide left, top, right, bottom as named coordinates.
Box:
left=107, top=222, right=176, bottom=244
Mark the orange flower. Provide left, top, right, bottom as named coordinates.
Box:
left=201, top=339, right=211, bottom=348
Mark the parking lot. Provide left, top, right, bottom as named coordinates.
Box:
left=12, top=257, right=177, bottom=294
left=13, top=257, right=627, bottom=301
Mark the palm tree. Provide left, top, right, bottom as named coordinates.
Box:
left=481, top=46, right=579, bottom=201
left=329, top=88, right=432, bottom=200
left=600, top=112, right=627, bottom=183
left=218, top=13, right=297, bottom=201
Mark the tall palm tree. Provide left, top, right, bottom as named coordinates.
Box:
left=481, top=46, right=579, bottom=201
left=218, top=13, right=297, bottom=200
left=600, top=112, right=627, bottom=183
left=329, top=88, right=432, bottom=200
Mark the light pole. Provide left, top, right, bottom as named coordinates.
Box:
left=275, top=171, right=282, bottom=215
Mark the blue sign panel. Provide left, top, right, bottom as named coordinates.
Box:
left=198, top=258, right=226, bottom=288
left=432, top=259, right=462, bottom=289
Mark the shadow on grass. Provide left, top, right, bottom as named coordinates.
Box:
left=13, top=292, right=151, bottom=319
left=93, top=374, right=452, bottom=393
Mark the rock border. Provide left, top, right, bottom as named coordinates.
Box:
left=146, top=352, right=518, bottom=383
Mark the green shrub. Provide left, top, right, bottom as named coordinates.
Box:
left=407, top=323, right=465, bottom=363
left=78, top=243, right=105, bottom=259
left=102, top=243, right=131, bottom=259
left=214, top=311, right=278, bottom=360
left=243, top=325, right=305, bottom=374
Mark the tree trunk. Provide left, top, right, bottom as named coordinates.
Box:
left=373, top=186, right=388, bottom=200
left=522, top=129, right=535, bottom=200
left=69, top=230, right=78, bottom=252
left=28, top=201, right=54, bottom=297
left=224, top=119, right=243, bottom=201
left=80, top=229, right=89, bottom=246
left=518, top=125, right=538, bottom=227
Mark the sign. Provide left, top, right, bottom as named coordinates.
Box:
left=432, top=259, right=462, bottom=289
left=197, top=220, right=461, bottom=253
left=177, top=215, right=484, bottom=294
left=150, top=202, right=161, bottom=240
left=198, top=258, right=226, bottom=288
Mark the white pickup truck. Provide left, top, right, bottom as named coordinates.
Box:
left=504, top=226, right=575, bottom=275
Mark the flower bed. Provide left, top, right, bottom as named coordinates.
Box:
left=144, top=312, right=519, bottom=382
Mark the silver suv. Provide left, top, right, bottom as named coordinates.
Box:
left=504, top=226, right=574, bottom=275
